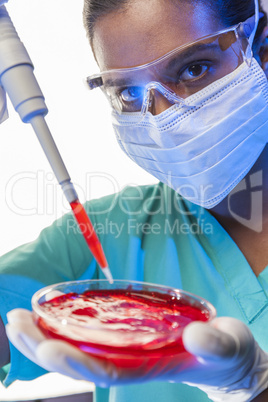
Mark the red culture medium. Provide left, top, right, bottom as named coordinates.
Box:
left=37, top=288, right=210, bottom=372
left=70, top=200, right=108, bottom=269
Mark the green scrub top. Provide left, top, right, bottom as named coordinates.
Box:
left=1, top=182, right=268, bottom=402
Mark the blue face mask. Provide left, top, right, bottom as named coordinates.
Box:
left=112, top=59, right=268, bottom=208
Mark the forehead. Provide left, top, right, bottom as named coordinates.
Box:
left=93, top=0, right=224, bottom=71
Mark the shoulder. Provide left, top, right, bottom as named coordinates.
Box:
left=83, top=182, right=190, bottom=220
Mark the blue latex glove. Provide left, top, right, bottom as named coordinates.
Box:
left=6, top=309, right=268, bottom=401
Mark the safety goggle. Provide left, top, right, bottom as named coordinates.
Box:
left=86, top=16, right=256, bottom=117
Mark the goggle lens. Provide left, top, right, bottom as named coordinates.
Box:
left=87, top=24, right=251, bottom=115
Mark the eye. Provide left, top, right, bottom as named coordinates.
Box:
left=120, top=86, right=144, bottom=103
left=180, top=63, right=209, bottom=81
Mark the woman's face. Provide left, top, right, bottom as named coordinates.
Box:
left=92, top=0, right=224, bottom=72
left=92, top=0, right=227, bottom=114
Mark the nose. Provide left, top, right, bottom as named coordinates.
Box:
left=149, top=89, right=174, bottom=115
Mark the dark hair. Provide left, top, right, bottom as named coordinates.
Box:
left=83, top=0, right=129, bottom=45
left=210, top=0, right=267, bottom=51
left=83, top=0, right=267, bottom=49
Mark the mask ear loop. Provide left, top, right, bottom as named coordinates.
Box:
left=249, top=0, right=260, bottom=47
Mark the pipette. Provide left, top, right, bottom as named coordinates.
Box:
left=0, top=5, right=113, bottom=283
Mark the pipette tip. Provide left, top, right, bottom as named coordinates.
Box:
left=102, top=266, right=114, bottom=284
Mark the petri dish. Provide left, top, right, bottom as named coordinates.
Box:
left=32, top=279, right=216, bottom=374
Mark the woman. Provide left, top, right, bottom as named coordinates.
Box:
left=1, top=0, right=268, bottom=400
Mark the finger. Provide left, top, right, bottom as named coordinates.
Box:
left=7, top=309, right=46, bottom=346
left=182, top=321, right=238, bottom=362
left=6, top=310, right=46, bottom=365
left=6, top=308, right=34, bottom=324
left=45, top=290, right=64, bottom=301
left=36, top=340, right=119, bottom=386
left=210, top=317, right=254, bottom=358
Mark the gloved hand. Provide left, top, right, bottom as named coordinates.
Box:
left=6, top=309, right=268, bottom=401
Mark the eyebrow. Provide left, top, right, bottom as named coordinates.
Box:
left=102, top=42, right=222, bottom=88
left=105, top=77, right=131, bottom=88
left=165, top=43, right=221, bottom=70
left=104, top=76, right=145, bottom=89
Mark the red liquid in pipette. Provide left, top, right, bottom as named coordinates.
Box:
left=70, top=201, right=111, bottom=280
left=37, top=288, right=210, bottom=371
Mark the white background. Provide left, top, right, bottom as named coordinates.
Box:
left=0, top=0, right=268, bottom=399
left=0, top=0, right=156, bottom=399
left=0, top=0, right=156, bottom=258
